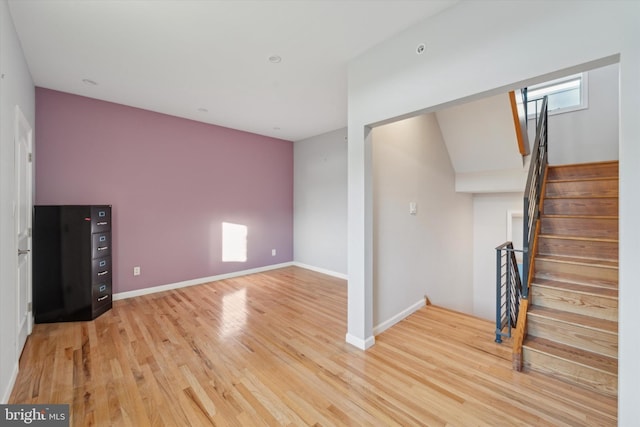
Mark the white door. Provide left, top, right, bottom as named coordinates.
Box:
left=15, top=105, right=33, bottom=356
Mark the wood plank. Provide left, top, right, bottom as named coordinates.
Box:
left=532, top=278, right=618, bottom=298
left=527, top=306, right=618, bottom=357
left=10, top=267, right=617, bottom=426
left=537, top=235, right=618, bottom=261
left=509, top=90, right=529, bottom=156
left=535, top=255, right=618, bottom=282
left=531, top=284, right=618, bottom=321
left=540, top=216, right=618, bottom=239
left=534, top=271, right=618, bottom=289
left=523, top=336, right=617, bottom=397
left=543, top=197, right=618, bottom=216
left=545, top=179, right=618, bottom=198
left=547, top=161, right=619, bottom=181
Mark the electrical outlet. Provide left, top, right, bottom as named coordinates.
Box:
left=133, top=266, right=141, bottom=276
left=271, top=249, right=276, bottom=256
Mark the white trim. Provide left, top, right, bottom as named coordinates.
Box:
left=507, top=210, right=524, bottom=263
left=113, top=262, right=294, bottom=301
left=373, top=298, right=426, bottom=336
left=527, top=72, right=589, bottom=119
left=1, top=362, right=19, bottom=404
left=345, top=333, right=375, bottom=350
left=291, top=262, right=348, bottom=280
left=506, top=209, right=523, bottom=242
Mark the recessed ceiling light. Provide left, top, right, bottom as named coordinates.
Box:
left=268, top=55, right=282, bottom=63
left=197, top=107, right=208, bottom=113
left=416, top=43, right=426, bottom=55
left=82, top=78, right=98, bottom=86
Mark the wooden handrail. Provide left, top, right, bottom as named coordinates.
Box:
left=511, top=218, right=541, bottom=370
left=512, top=165, right=547, bottom=370
left=509, top=90, right=530, bottom=157
left=509, top=96, right=548, bottom=370
left=522, top=96, right=548, bottom=299
left=495, top=242, right=523, bottom=343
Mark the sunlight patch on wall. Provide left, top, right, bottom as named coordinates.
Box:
left=222, top=222, right=248, bottom=262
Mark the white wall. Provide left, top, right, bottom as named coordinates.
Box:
left=472, top=193, right=523, bottom=321
left=372, top=114, right=473, bottom=331
left=293, top=128, right=347, bottom=277
left=0, top=0, right=35, bottom=403
left=528, top=63, right=619, bottom=165
left=346, top=1, right=639, bottom=422
left=436, top=93, right=521, bottom=173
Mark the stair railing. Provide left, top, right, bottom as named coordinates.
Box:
left=522, top=96, right=548, bottom=298
left=494, top=95, right=548, bottom=344
left=495, top=242, right=523, bottom=342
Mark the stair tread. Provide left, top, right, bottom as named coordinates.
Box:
left=528, top=306, right=618, bottom=333
left=546, top=177, right=618, bottom=184
left=543, top=214, right=618, bottom=220
left=534, top=272, right=618, bottom=289
left=544, top=195, right=618, bottom=199
left=549, top=160, right=618, bottom=168
left=536, top=254, right=618, bottom=269
left=539, top=234, right=618, bottom=243
left=523, top=336, right=618, bottom=375
left=532, top=278, right=618, bottom=298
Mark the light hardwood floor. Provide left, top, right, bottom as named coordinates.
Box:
left=10, top=266, right=617, bottom=426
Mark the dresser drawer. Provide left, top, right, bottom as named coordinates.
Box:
left=92, top=232, right=111, bottom=259
left=91, top=206, right=111, bottom=233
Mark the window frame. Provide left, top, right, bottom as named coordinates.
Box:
left=526, top=72, right=589, bottom=118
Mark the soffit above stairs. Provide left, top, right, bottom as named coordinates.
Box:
left=436, top=93, right=523, bottom=175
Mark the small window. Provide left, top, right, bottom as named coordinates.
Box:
left=527, top=73, right=588, bottom=117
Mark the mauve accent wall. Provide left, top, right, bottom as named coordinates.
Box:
left=35, top=88, right=293, bottom=294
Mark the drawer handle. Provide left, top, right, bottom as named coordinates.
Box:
left=97, top=246, right=109, bottom=251
left=97, top=221, right=108, bottom=226
left=97, top=295, right=109, bottom=302
left=97, top=270, right=108, bottom=276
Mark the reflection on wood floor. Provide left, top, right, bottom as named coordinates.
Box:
left=10, top=266, right=616, bottom=426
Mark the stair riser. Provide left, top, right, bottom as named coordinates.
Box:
left=534, top=271, right=617, bottom=289
left=545, top=179, right=618, bottom=198
left=540, top=217, right=617, bottom=240
left=537, top=237, right=618, bottom=261
left=543, top=198, right=618, bottom=216
left=535, top=259, right=618, bottom=282
left=531, top=286, right=618, bottom=321
left=527, top=316, right=617, bottom=358
left=547, top=163, right=618, bottom=181
left=522, top=347, right=617, bottom=397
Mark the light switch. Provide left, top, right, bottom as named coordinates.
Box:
left=409, top=202, right=417, bottom=215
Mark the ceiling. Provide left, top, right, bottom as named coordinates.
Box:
left=8, top=0, right=459, bottom=141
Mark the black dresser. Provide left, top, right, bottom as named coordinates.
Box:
left=33, top=205, right=113, bottom=323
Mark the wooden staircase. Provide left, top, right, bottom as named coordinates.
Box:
left=522, top=161, right=618, bottom=397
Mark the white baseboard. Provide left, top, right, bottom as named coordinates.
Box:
left=373, top=298, right=426, bottom=336
left=345, top=333, right=375, bottom=350
left=113, top=262, right=294, bottom=301
left=291, top=262, right=348, bottom=280
left=1, top=361, right=19, bottom=404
